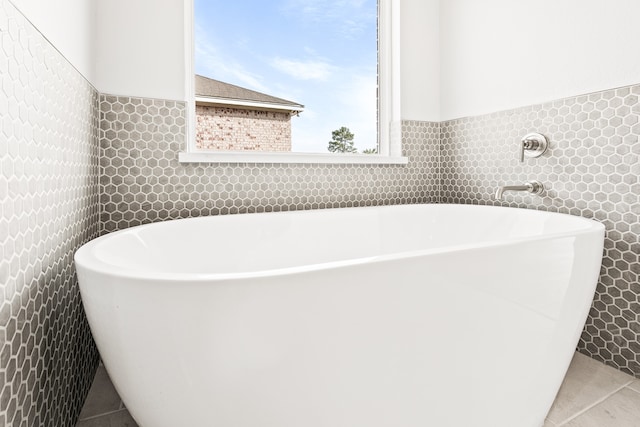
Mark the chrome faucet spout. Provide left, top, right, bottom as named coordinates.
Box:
left=495, top=185, right=530, bottom=200
left=495, top=181, right=544, bottom=200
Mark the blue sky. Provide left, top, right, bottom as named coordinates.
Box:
left=194, top=0, right=377, bottom=153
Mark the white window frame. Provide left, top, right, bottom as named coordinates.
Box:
left=179, top=0, right=406, bottom=165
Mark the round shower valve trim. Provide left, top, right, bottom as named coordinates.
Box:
left=520, top=132, right=548, bottom=162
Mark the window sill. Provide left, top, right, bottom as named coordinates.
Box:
left=178, top=152, right=409, bottom=165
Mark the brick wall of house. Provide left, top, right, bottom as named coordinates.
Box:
left=196, top=105, right=292, bottom=151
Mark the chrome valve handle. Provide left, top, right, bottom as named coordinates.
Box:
left=520, top=133, right=548, bottom=162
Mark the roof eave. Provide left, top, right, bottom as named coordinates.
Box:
left=195, top=96, right=304, bottom=113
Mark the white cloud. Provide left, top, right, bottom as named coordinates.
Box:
left=194, top=25, right=271, bottom=93
left=270, top=57, right=335, bottom=81
left=281, top=0, right=375, bottom=39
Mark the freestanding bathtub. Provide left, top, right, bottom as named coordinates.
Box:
left=75, top=204, right=605, bottom=427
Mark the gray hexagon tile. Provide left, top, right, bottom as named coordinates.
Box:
left=98, top=94, right=441, bottom=234
left=441, top=85, right=640, bottom=377
left=0, top=0, right=100, bottom=426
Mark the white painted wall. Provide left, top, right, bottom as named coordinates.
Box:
left=91, top=0, right=436, bottom=115
left=93, top=0, right=187, bottom=100
left=401, top=0, right=440, bottom=121
left=11, top=0, right=95, bottom=83
left=13, top=0, right=435, bottom=116
left=10, top=0, right=186, bottom=100
left=15, top=0, right=640, bottom=121
left=440, top=0, right=640, bottom=120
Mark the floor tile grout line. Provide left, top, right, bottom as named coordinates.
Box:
left=78, top=408, right=128, bottom=422
left=555, top=381, right=634, bottom=426
left=625, top=384, right=640, bottom=394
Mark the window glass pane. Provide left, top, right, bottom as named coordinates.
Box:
left=194, top=0, right=377, bottom=154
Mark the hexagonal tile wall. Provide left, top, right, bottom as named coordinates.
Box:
left=0, top=1, right=100, bottom=426
left=98, top=94, right=441, bottom=234
left=441, top=85, right=640, bottom=376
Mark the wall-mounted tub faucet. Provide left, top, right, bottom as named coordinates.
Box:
left=495, top=180, right=544, bottom=200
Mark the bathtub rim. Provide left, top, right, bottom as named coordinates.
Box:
left=74, top=204, right=605, bottom=283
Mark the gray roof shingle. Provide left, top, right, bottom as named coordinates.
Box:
left=195, top=75, right=303, bottom=109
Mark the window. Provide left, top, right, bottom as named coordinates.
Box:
left=180, top=0, right=405, bottom=164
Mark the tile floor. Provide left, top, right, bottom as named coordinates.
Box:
left=76, top=352, right=640, bottom=427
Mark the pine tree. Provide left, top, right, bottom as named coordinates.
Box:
left=328, top=127, right=357, bottom=153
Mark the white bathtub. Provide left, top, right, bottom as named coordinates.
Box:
left=75, top=204, right=605, bottom=427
